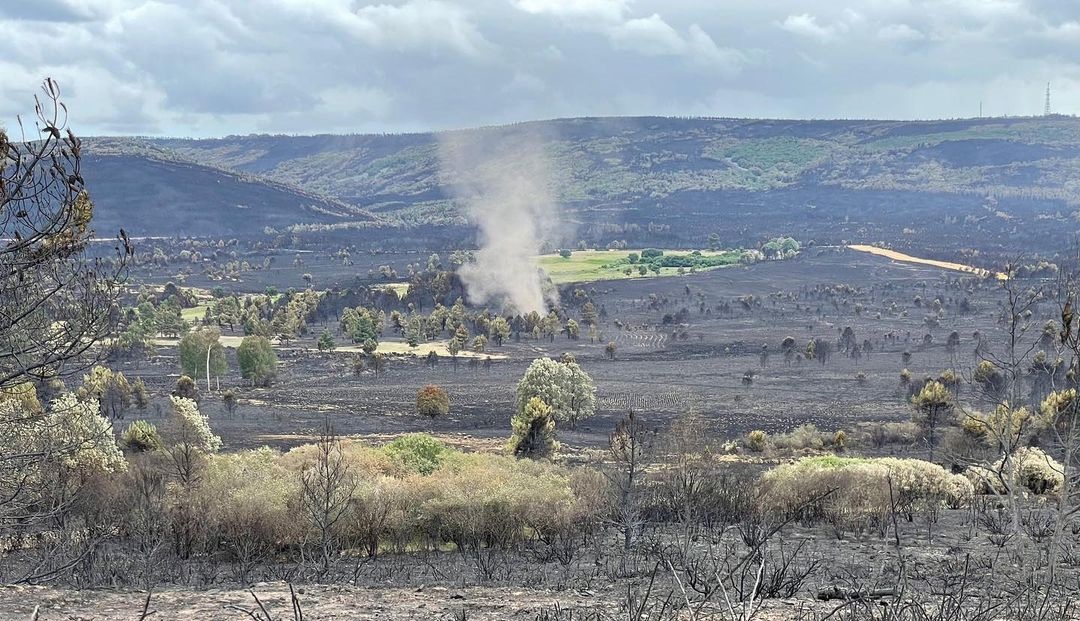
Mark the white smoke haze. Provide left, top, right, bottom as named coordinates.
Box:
left=437, top=128, right=569, bottom=315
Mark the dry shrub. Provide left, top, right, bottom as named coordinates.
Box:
left=859, top=420, right=918, bottom=448
left=200, top=448, right=302, bottom=576
left=417, top=453, right=581, bottom=549
left=965, top=446, right=1064, bottom=496
left=772, top=423, right=829, bottom=450
left=762, top=455, right=973, bottom=529
left=746, top=430, right=768, bottom=452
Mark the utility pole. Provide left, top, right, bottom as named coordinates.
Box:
left=1045, top=82, right=1052, bottom=117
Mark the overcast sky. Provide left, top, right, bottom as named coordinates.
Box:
left=2, top=0, right=1078, bottom=137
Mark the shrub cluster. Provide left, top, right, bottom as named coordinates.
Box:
left=762, top=455, right=973, bottom=533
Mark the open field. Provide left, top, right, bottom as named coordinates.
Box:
left=538, top=248, right=744, bottom=284
left=151, top=336, right=503, bottom=359
left=847, top=243, right=1009, bottom=280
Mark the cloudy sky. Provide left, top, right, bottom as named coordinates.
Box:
left=2, top=0, right=1078, bottom=137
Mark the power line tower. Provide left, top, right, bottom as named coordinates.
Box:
left=1045, top=82, right=1052, bottom=116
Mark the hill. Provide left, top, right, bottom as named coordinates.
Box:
left=81, top=139, right=380, bottom=238
left=86, top=116, right=1080, bottom=258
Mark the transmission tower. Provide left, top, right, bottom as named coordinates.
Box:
left=1045, top=82, right=1052, bottom=116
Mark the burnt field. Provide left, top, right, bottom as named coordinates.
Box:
left=118, top=247, right=1013, bottom=455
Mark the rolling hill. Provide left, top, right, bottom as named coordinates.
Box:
left=85, top=115, right=1080, bottom=259
left=81, top=139, right=381, bottom=238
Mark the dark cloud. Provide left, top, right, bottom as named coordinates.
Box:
left=0, top=0, right=1077, bottom=136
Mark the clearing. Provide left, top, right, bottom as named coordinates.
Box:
left=538, top=248, right=744, bottom=284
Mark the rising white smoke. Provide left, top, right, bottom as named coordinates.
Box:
left=437, top=127, right=567, bottom=315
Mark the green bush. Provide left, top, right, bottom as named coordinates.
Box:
left=746, top=430, right=768, bottom=452
left=121, top=420, right=163, bottom=453
left=383, top=433, right=454, bottom=475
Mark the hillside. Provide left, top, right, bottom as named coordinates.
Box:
left=81, top=139, right=381, bottom=238
left=87, top=116, right=1080, bottom=257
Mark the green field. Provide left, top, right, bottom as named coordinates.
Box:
left=538, top=249, right=745, bottom=284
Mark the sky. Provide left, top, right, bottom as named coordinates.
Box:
left=1, top=0, right=1078, bottom=137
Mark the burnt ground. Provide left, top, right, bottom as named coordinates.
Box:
left=114, top=247, right=1020, bottom=455
left=20, top=246, right=1070, bottom=620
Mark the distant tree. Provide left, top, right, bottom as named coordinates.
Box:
left=472, top=334, right=487, bottom=353
left=416, top=384, right=450, bottom=421
left=173, top=375, right=199, bottom=401
left=131, top=378, right=149, bottom=410
left=179, top=327, right=227, bottom=390
left=605, top=341, right=617, bottom=360
left=351, top=355, right=366, bottom=377
left=237, top=335, right=278, bottom=387
left=707, top=233, right=721, bottom=251
left=490, top=316, right=511, bottom=346
left=371, top=352, right=387, bottom=379
left=566, top=319, right=580, bottom=340
left=317, top=329, right=336, bottom=353
left=510, top=396, right=557, bottom=459
left=559, top=249, right=572, bottom=259
left=222, top=389, right=239, bottom=417
left=911, top=380, right=953, bottom=462
left=628, top=253, right=639, bottom=264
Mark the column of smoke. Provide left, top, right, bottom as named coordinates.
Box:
left=437, top=128, right=567, bottom=315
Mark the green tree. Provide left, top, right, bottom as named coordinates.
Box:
left=515, top=357, right=596, bottom=428
left=489, top=316, right=511, bottom=346
left=317, top=329, right=336, bottom=353
left=911, top=380, right=953, bottom=462
left=179, top=327, right=227, bottom=390
left=237, top=335, right=278, bottom=387
left=510, top=397, right=557, bottom=459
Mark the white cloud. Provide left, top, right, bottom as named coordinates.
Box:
left=0, top=0, right=1078, bottom=136
left=779, top=13, right=845, bottom=42
left=609, top=15, right=744, bottom=74
left=514, top=0, right=629, bottom=22
left=345, top=0, right=495, bottom=59
left=878, top=23, right=925, bottom=42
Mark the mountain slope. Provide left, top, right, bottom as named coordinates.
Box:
left=82, top=140, right=380, bottom=238
left=86, top=115, right=1080, bottom=258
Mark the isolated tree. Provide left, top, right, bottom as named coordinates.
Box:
left=510, top=396, right=557, bottom=459
left=514, top=356, right=596, bottom=428
left=608, top=410, right=649, bottom=550
left=351, top=355, right=366, bottom=377
left=370, top=352, right=387, bottom=379
left=317, top=329, right=336, bottom=352
left=605, top=341, right=617, bottom=360
left=0, top=78, right=132, bottom=390
left=416, top=384, right=450, bottom=421
left=222, top=389, right=239, bottom=417
left=179, top=327, right=227, bottom=390
left=911, top=380, right=953, bottom=462
left=237, top=335, right=278, bottom=386
left=300, top=419, right=356, bottom=577
left=472, top=334, right=487, bottom=353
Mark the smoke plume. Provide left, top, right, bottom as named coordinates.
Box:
left=438, top=128, right=567, bottom=315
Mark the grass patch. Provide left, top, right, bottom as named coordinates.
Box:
left=539, top=249, right=744, bottom=284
